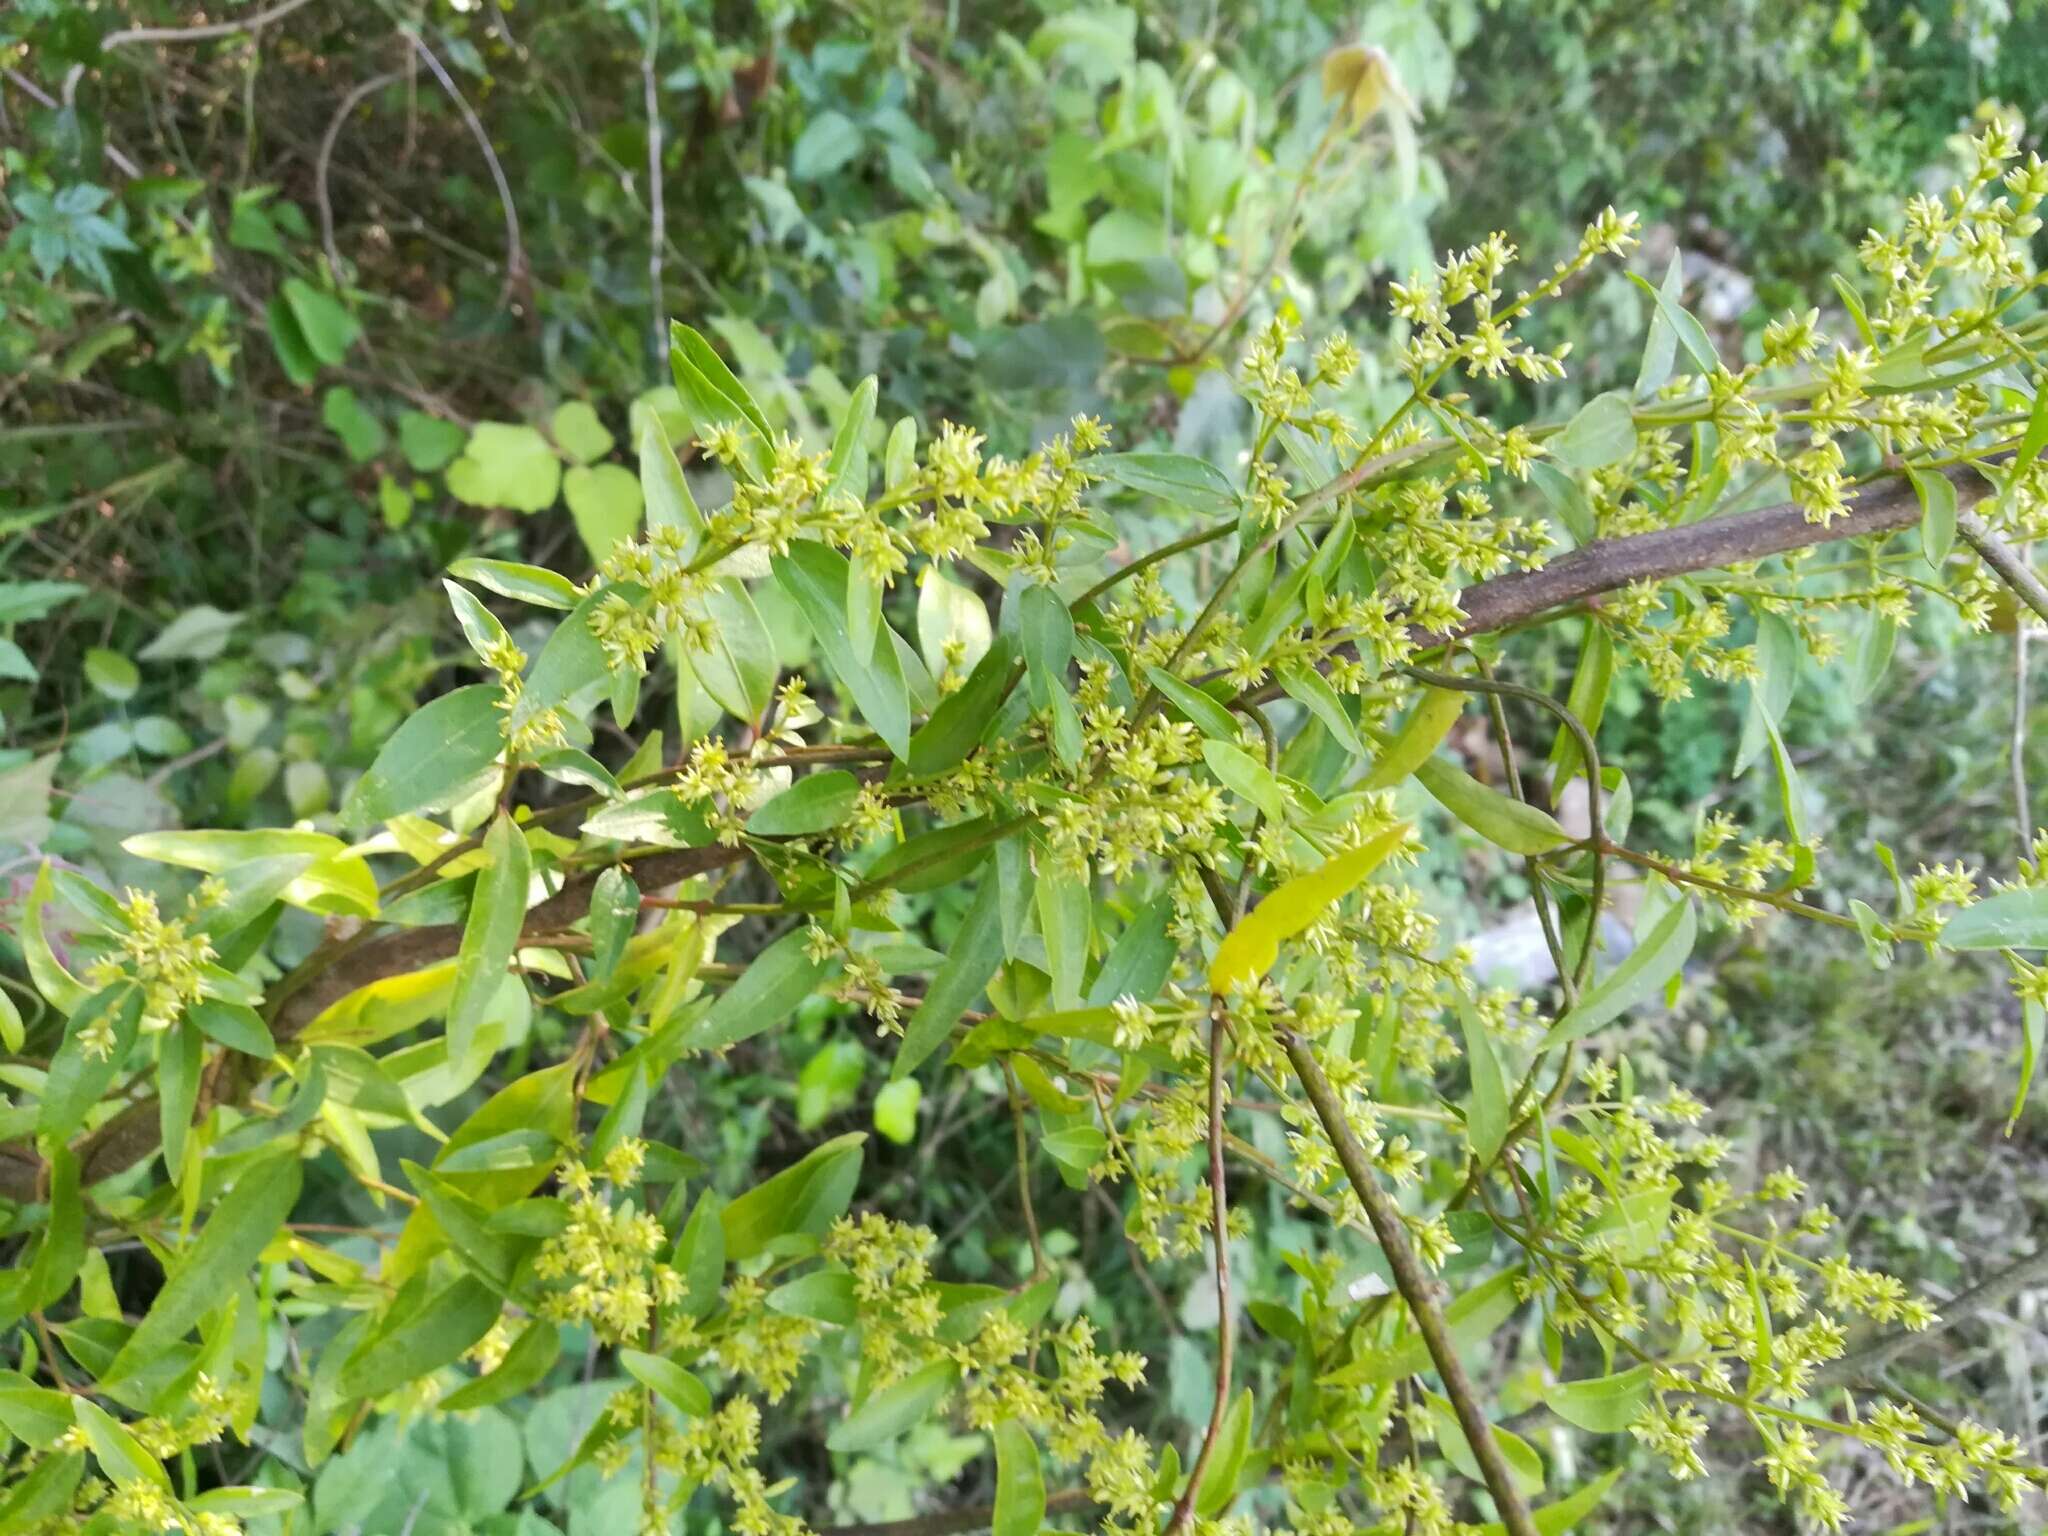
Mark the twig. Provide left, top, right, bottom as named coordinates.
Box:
left=2015, top=624, right=2034, bottom=855
left=1281, top=1030, right=1539, bottom=1536
left=1959, top=506, right=2048, bottom=628
left=642, top=0, right=666, bottom=361
left=400, top=30, right=526, bottom=305
left=102, top=0, right=322, bottom=48
left=317, top=68, right=406, bottom=286
left=4, top=69, right=142, bottom=176
left=1164, top=1002, right=1237, bottom=1536
left=1815, top=1248, right=2048, bottom=1388
left=1002, top=1061, right=1048, bottom=1280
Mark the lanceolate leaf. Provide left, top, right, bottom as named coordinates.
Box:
left=1544, top=897, right=1697, bottom=1046
left=447, top=813, right=531, bottom=1066
left=683, top=927, right=834, bottom=1053
left=1940, top=884, right=2048, bottom=950
left=992, top=1421, right=1045, bottom=1536
left=105, top=1149, right=303, bottom=1385
left=1210, top=825, right=1409, bottom=993
left=344, top=686, right=504, bottom=829
left=1414, top=752, right=1574, bottom=855
left=826, top=1359, right=957, bottom=1453
left=894, top=875, right=1005, bottom=1078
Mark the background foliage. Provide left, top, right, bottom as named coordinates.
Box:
left=5, top=2, right=2048, bottom=1533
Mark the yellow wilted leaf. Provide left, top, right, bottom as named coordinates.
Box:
left=300, top=960, right=458, bottom=1045
left=1320, top=43, right=1417, bottom=132
left=1208, top=823, right=1410, bottom=994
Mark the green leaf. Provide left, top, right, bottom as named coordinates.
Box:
left=1459, top=1007, right=1509, bottom=1165
left=1911, top=468, right=1958, bottom=568
left=825, top=375, right=878, bottom=500
left=1424, top=1391, right=1545, bottom=1497
left=587, top=868, right=639, bottom=984
left=447, top=813, right=530, bottom=1065
left=127, top=829, right=379, bottom=917
left=23, top=863, right=91, bottom=1016
left=1202, top=740, right=1288, bottom=820
left=873, top=1078, right=921, bottom=1144
left=749, top=770, right=862, bottom=836
left=399, top=411, right=467, bottom=472
left=674, top=1189, right=727, bottom=1315
left=827, top=1359, right=957, bottom=1453
left=2020, top=378, right=2048, bottom=472
left=339, top=1274, right=502, bottom=1400
left=1328, top=1268, right=1522, bottom=1387
left=638, top=411, right=705, bottom=546
left=446, top=422, right=562, bottom=513
left=440, top=1319, right=560, bottom=1412
left=189, top=998, right=274, bottom=1057
left=447, top=558, right=580, bottom=610
left=1279, top=664, right=1363, bottom=754
left=1193, top=1389, right=1254, bottom=1516
left=2011, top=998, right=2044, bottom=1133
left=322, top=385, right=387, bottom=462
left=684, top=928, right=833, bottom=1053
left=40, top=985, right=141, bottom=1141
left=1018, top=584, right=1075, bottom=697
left=1036, top=865, right=1091, bottom=1010
left=767, top=1270, right=859, bottom=1326
left=1628, top=262, right=1717, bottom=387
left=1414, top=753, right=1573, bottom=855
left=1545, top=1365, right=1653, bottom=1433
left=721, top=1133, right=865, bottom=1261
left=774, top=541, right=912, bottom=755
left=885, top=417, right=917, bottom=489
left=1363, top=686, right=1464, bottom=788
left=139, top=604, right=242, bottom=663
left=0, top=1145, right=82, bottom=1324
left=1550, top=391, right=1636, bottom=473
left=1088, top=452, right=1239, bottom=516
left=563, top=463, right=644, bottom=563
left=551, top=401, right=614, bottom=464
left=83, top=647, right=138, bottom=701
left=1145, top=666, right=1241, bottom=741
left=1086, top=896, right=1175, bottom=1008
left=620, top=1349, right=712, bottom=1416
left=0, top=1372, right=78, bottom=1447
left=993, top=1421, right=1046, bottom=1536
left=74, top=1397, right=169, bottom=1490
left=908, top=639, right=1014, bottom=776
left=670, top=323, right=774, bottom=448
left=1039, top=1124, right=1106, bottom=1176
left=894, top=875, right=1005, bottom=1078
left=1942, top=885, right=2048, bottom=949
left=1475, top=1468, right=1622, bottom=1536
left=281, top=278, right=359, bottom=365
left=343, top=685, right=503, bottom=828
left=105, top=1150, right=302, bottom=1386
left=1544, top=897, right=1696, bottom=1046
left=793, top=110, right=865, bottom=181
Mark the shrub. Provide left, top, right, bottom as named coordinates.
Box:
left=5, top=40, right=2048, bottom=1536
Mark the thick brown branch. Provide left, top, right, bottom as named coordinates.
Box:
left=1282, top=1031, right=1539, bottom=1536
left=1435, top=464, right=1984, bottom=644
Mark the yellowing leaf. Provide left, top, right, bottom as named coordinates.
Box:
left=124, top=830, right=378, bottom=918
left=1209, top=824, right=1409, bottom=993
